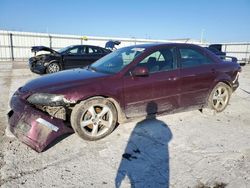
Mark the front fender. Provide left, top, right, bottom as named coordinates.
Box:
left=44, top=60, right=61, bottom=69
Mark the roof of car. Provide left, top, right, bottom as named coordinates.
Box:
left=70, top=45, right=107, bottom=49
left=124, top=42, right=200, bottom=50
left=69, top=43, right=201, bottom=51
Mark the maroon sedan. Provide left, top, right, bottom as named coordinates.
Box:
left=8, top=43, right=241, bottom=152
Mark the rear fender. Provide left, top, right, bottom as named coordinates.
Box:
left=207, top=74, right=232, bottom=102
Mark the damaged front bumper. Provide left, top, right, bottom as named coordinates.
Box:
left=7, top=93, right=74, bottom=152
left=29, top=59, right=46, bottom=74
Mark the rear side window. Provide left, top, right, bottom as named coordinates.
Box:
left=102, top=48, right=111, bottom=53
left=79, top=46, right=87, bottom=55
left=179, top=48, right=212, bottom=68
left=68, top=47, right=79, bottom=55
left=88, top=47, right=102, bottom=54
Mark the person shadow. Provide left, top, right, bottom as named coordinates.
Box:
left=115, top=101, right=173, bottom=188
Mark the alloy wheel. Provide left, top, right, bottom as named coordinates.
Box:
left=212, top=86, right=229, bottom=111
left=80, top=104, right=113, bottom=137
left=47, top=63, right=60, bottom=73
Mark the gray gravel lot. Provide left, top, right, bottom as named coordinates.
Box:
left=0, top=62, right=250, bottom=188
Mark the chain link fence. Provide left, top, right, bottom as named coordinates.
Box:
left=0, top=30, right=249, bottom=64
left=0, top=30, right=173, bottom=61
left=222, top=43, right=250, bottom=64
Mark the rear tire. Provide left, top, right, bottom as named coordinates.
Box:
left=46, top=62, right=60, bottom=74
left=208, top=82, right=232, bottom=112
left=71, top=98, right=117, bottom=141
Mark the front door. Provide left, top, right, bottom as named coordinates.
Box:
left=123, top=47, right=180, bottom=117
left=63, top=46, right=82, bottom=69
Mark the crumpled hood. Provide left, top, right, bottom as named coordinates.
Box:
left=21, top=68, right=109, bottom=94
left=31, top=46, right=58, bottom=54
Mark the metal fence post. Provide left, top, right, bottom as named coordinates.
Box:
left=246, top=43, right=249, bottom=63
left=49, top=35, right=52, bottom=48
left=9, top=33, right=14, bottom=61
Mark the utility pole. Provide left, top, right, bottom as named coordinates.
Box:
left=200, top=29, right=205, bottom=44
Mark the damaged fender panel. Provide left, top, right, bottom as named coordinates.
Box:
left=27, top=93, right=76, bottom=120
left=35, top=105, right=67, bottom=120
left=8, top=95, right=74, bottom=152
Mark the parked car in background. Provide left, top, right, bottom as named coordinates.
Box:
left=209, top=44, right=223, bottom=52
left=205, top=46, right=238, bottom=64
left=29, top=45, right=111, bottom=74
left=205, top=46, right=226, bottom=58
left=8, top=43, right=241, bottom=152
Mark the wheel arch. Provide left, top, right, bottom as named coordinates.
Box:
left=219, top=79, right=232, bottom=88
left=206, top=77, right=233, bottom=104
left=73, top=95, right=127, bottom=123
left=45, top=60, right=62, bottom=70
left=210, top=74, right=233, bottom=93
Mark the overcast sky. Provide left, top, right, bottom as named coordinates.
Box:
left=0, top=0, right=250, bottom=42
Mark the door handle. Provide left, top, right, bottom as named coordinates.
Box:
left=168, top=76, right=177, bottom=81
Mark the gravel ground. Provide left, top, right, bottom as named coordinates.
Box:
left=0, top=62, right=250, bottom=188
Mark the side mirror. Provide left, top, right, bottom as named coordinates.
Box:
left=132, top=66, right=149, bottom=77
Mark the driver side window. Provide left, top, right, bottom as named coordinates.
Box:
left=68, top=47, right=79, bottom=55
left=138, top=48, right=175, bottom=73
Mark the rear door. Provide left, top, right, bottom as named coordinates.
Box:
left=178, top=47, right=217, bottom=108
left=74, top=46, right=90, bottom=67
left=123, top=47, right=180, bottom=117
left=84, top=46, right=106, bottom=65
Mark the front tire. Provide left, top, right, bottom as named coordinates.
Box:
left=71, top=98, right=117, bottom=141
left=208, top=82, right=232, bottom=112
left=46, top=62, right=60, bottom=74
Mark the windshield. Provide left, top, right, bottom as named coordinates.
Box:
left=89, top=46, right=145, bottom=74
left=57, top=46, right=74, bottom=53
